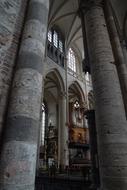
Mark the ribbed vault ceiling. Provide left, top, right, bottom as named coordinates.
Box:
left=48, top=0, right=83, bottom=58
left=48, top=0, right=127, bottom=59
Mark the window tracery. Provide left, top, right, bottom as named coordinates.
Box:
left=47, top=28, right=64, bottom=67
left=47, top=29, right=64, bottom=51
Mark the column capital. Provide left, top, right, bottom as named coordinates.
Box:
left=79, top=0, right=103, bottom=13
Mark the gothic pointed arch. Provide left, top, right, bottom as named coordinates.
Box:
left=44, top=68, right=65, bottom=94
left=68, top=80, right=86, bottom=107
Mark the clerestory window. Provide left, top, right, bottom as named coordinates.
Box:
left=53, top=31, right=58, bottom=48
left=47, top=28, right=65, bottom=67
left=68, top=48, right=76, bottom=72
left=48, top=30, right=52, bottom=42
left=47, top=29, right=64, bottom=52
left=59, top=40, right=63, bottom=52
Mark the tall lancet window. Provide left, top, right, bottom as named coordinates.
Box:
left=53, top=31, right=58, bottom=48
left=48, top=30, right=52, bottom=42
left=41, top=103, right=46, bottom=145
left=68, top=48, right=76, bottom=72
left=59, top=40, right=63, bottom=52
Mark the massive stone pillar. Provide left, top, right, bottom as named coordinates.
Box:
left=104, top=0, right=127, bottom=117
left=59, top=93, right=69, bottom=168
left=0, top=0, right=49, bottom=190
left=0, top=0, right=28, bottom=140
left=80, top=0, right=127, bottom=189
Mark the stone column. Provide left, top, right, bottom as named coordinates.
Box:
left=0, top=0, right=49, bottom=190
left=81, top=0, right=127, bottom=189
left=85, top=110, right=100, bottom=188
left=59, top=93, right=69, bottom=168
left=104, top=0, right=127, bottom=117
left=0, top=0, right=28, bottom=140
left=122, top=40, right=127, bottom=66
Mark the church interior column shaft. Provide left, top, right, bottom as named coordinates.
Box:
left=0, top=0, right=49, bottom=190
left=104, top=0, right=127, bottom=118
left=0, top=0, right=28, bottom=140
left=81, top=1, right=127, bottom=189
left=59, top=94, right=69, bottom=168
